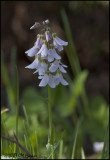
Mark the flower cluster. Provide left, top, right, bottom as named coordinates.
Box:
left=25, top=19, right=69, bottom=88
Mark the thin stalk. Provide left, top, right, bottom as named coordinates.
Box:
left=48, top=86, right=54, bottom=159
left=15, top=66, right=19, bottom=152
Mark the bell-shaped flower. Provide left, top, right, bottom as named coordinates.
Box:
left=37, top=40, right=50, bottom=58
left=52, top=33, right=68, bottom=51
left=35, top=34, right=44, bottom=49
left=25, top=46, right=39, bottom=57
left=33, top=61, right=48, bottom=75
left=45, top=31, right=52, bottom=42
left=49, top=60, right=67, bottom=73
left=25, top=55, right=41, bottom=69
left=30, top=22, right=40, bottom=30
left=45, top=19, right=50, bottom=24
left=39, top=73, right=56, bottom=88
left=54, top=71, right=69, bottom=86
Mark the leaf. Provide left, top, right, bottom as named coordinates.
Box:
left=22, top=87, right=47, bottom=115
left=101, top=123, right=109, bottom=159
left=71, top=118, right=83, bottom=159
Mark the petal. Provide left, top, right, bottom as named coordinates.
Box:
left=25, top=59, right=38, bottom=69
left=38, top=75, right=44, bottom=79
left=55, top=37, right=68, bottom=46
left=60, top=75, right=69, bottom=86
left=59, top=65, right=67, bottom=73
left=54, top=75, right=60, bottom=85
left=52, top=49, right=61, bottom=59
left=39, top=75, right=49, bottom=87
left=25, top=47, right=38, bottom=57
left=48, top=54, right=54, bottom=62
left=37, top=44, right=45, bottom=55
left=53, top=40, right=63, bottom=51
left=30, top=22, right=40, bottom=30
left=49, top=63, right=59, bottom=72
left=35, top=38, right=42, bottom=48
left=33, top=69, right=38, bottom=74
left=48, top=76, right=56, bottom=88
left=41, top=46, right=49, bottom=57
left=48, top=50, right=54, bottom=62
left=45, top=32, right=51, bottom=42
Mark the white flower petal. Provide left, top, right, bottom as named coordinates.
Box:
left=55, top=37, right=68, bottom=46
left=60, top=75, right=68, bottom=85
left=30, top=22, right=40, bottom=30
left=48, top=76, right=56, bottom=88
left=59, top=65, right=67, bottom=73
left=25, top=59, right=38, bottom=69
left=25, top=47, right=38, bottom=57
left=39, top=75, right=49, bottom=87
left=49, top=63, right=58, bottom=72
left=38, top=75, right=44, bottom=79
left=37, top=44, right=45, bottom=55
left=33, top=69, right=38, bottom=74
left=48, top=54, right=54, bottom=62
left=41, top=45, right=49, bottom=57
left=53, top=40, right=63, bottom=51
left=35, top=38, right=42, bottom=48
left=52, top=49, right=61, bottom=59
left=54, top=74, right=60, bottom=85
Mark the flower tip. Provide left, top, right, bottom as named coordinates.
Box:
left=30, top=22, right=40, bottom=30
left=45, top=19, right=50, bottom=24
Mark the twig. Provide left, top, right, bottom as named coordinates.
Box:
left=1, top=134, right=35, bottom=158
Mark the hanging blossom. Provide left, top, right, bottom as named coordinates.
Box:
left=25, top=19, right=69, bottom=88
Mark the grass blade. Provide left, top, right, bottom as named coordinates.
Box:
left=71, top=118, right=82, bottom=159
left=81, top=147, right=85, bottom=159
left=101, top=122, right=109, bottom=159
left=58, top=139, right=63, bottom=159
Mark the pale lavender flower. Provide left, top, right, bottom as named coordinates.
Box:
left=33, top=61, right=48, bottom=75
left=54, top=72, right=69, bottom=86
left=25, top=19, right=69, bottom=88
left=30, top=22, right=40, bottom=30
left=45, top=19, right=50, bottom=24
left=37, top=41, right=50, bottom=58
left=39, top=73, right=55, bottom=88
left=49, top=60, right=67, bottom=73
left=52, top=33, right=68, bottom=51
left=53, top=41, right=63, bottom=51
left=54, top=36, right=68, bottom=46
left=25, top=56, right=40, bottom=69
left=25, top=46, right=39, bottom=57
left=45, top=31, right=51, bottom=42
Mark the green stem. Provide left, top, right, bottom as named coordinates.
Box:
left=48, top=86, right=54, bottom=159
left=15, top=67, right=19, bottom=152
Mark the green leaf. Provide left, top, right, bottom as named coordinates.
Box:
left=22, top=87, right=47, bottom=115
left=71, top=118, right=83, bottom=159
left=101, top=122, right=109, bottom=159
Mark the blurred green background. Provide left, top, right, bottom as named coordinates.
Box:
left=1, top=1, right=109, bottom=159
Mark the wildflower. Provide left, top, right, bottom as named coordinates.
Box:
left=52, top=33, right=68, bottom=51
left=30, top=22, right=40, bottom=30
left=33, top=61, right=48, bottom=75
left=25, top=19, right=69, bottom=88
left=49, top=60, right=67, bottom=73
left=39, top=73, right=55, bottom=88
left=37, top=40, right=50, bottom=58
left=45, top=19, right=50, bottom=24
left=45, top=31, right=52, bottom=42
left=35, top=34, right=43, bottom=49
left=54, top=71, right=69, bottom=86
left=25, top=46, right=39, bottom=57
